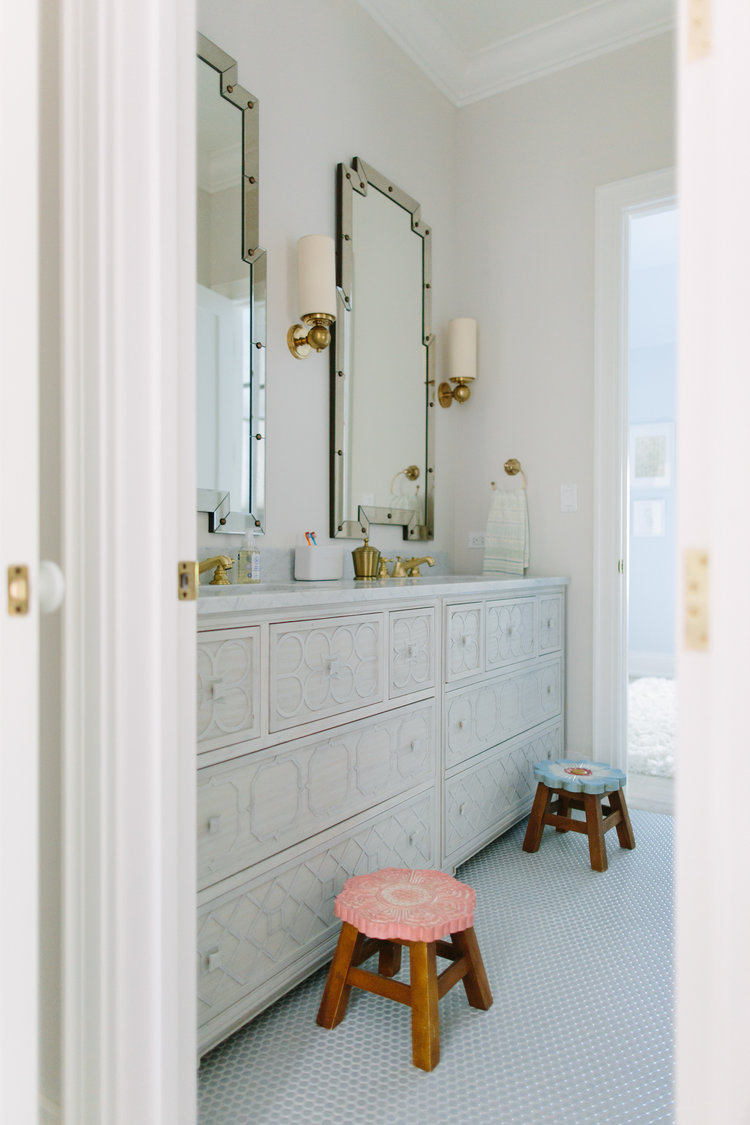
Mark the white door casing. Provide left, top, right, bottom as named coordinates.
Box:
left=0, top=0, right=40, bottom=1121
left=593, top=167, right=676, bottom=770
left=60, top=0, right=197, bottom=1121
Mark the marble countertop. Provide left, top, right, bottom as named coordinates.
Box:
left=197, top=573, right=568, bottom=615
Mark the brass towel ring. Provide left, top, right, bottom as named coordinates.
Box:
left=490, top=458, right=527, bottom=490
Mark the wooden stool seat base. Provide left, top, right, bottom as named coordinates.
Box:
left=316, top=869, right=493, bottom=1071
left=522, top=761, right=636, bottom=872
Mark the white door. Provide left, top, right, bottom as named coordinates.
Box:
left=0, top=0, right=40, bottom=1120
left=675, top=0, right=750, bottom=1118
left=593, top=168, right=676, bottom=770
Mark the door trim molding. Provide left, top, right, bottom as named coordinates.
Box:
left=593, top=167, right=676, bottom=770
left=60, top=0, right=196, bottom=1120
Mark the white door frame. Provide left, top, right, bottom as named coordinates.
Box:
left=0, top=1, right=40, bottom=1120
left=60, top=0, right=197, bottom=1120
left=593, top=167, right=676, bottom=770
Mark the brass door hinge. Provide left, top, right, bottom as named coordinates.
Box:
left=177, top=561, right=199, bottom=601
left=7, top=564, right=30, bottom=615
left=684, top=549, right=709, bottom=651
left=688, top=0, right=712, bottom=62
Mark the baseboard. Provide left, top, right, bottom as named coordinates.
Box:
left=40, top=1093, right=62, bottom=1123
left=628, top=652, right=675, bottom=678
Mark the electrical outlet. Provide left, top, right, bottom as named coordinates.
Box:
left=468, top=532, right=485, bottom=549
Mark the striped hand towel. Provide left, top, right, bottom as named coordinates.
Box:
left=482, top=487, right=530, bottom=576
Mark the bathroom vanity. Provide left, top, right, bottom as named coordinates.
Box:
left=196, top=574, right=566, bottom=1054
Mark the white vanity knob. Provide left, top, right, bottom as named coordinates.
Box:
left=208, top=677, right=226, bottom=702
left=208, top=816, right=222, bottom=835
left=207, top=949, right=221, bottom=973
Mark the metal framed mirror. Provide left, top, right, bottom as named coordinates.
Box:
left=196, top=33, right=266, bottom=534
left=331, top=157, right=435, bottom=541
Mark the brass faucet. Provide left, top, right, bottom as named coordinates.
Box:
left=199, top=555, right=234, bottom=585
left=391, top=556, right=435, bottom=578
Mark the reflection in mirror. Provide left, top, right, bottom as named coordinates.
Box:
left=196, top=34, right=266, bottom=534
left=332, top=158, right=434, bottom=541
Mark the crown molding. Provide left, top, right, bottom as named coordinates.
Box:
left=356, top=0, right=675, bottom=107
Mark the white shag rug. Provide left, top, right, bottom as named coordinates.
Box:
left=628, top=676, right=676, bottom=777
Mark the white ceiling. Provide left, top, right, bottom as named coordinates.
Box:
left=355, top=0, right=675, bottom=106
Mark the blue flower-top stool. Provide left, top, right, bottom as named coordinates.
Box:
left=522, top=759, right=636, bottom=872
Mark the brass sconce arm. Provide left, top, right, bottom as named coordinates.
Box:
left=287, top=312, right=335, bottom=359
left=438, top=378, right=473, bottom=407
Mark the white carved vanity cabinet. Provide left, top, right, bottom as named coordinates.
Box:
left=196, top=575, right=566, bottom=1054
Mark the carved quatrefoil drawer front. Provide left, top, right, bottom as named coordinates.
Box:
left=538, top=593, right=563, bottom=654
left=197, top=626, right=262, bottom=753
left=485, top=597, right=536, bottom=671
left=197, top=699, right=435, bottom=890
left=443, top=721, right=563, bottom=863
left=196, top=790, right=436, bottom=1050
left=269, top=613, right=384, bottom=732
left=445, top=603, right=484, bottom=682
left=444, top=658, right=562, bottom=770
left=389, top=607, right=436, bottom=698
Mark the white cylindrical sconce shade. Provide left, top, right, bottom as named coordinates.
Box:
left=297, top=234, right=336, bottom=318
left=448, top=317, right=477, bottom=382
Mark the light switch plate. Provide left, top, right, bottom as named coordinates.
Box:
left=560, top=484, right=578, bottom=513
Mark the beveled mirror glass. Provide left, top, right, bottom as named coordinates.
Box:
left=196, top=33, right=266, bottom=534
left=332, top=158, right=434, bottom=541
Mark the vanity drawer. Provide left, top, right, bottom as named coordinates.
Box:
left=269, top=612, right=384, bottom=733
left=538, top=592, right=564, bottom=655
left=485, top=597, right=536, bottom=671
left=197, top=626, right=262, bottom=753
left=444, top=657, right=562, bottom=770
left=197, top=699, right=436, bottom=890
left=197, top=789, right=437, bottom=1041
left=389, top=607, right=436, bottom=698
left=443, top=721, right=563, bottom=866
left=444, top=602, right=484, bottom=683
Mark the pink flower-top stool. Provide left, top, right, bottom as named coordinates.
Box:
left=522, top=759, right=636, bottom=872
left=316, top=868, right=493, bottom=1071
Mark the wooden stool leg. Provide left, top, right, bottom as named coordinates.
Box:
left=583, top=793, right=607, bottom=872
left=378, top=940, right=402, bottom=978
left=409, top=941, right=440, bottom=1071
left=451, top=927, right=493, bottom=1011
left=555, top=792, right=571, bottom=831
left=316, top=922, right=365, bottom=1030
left=609, top=788, right=636, bottom=850
left=523, top=782, right=552, bottom=853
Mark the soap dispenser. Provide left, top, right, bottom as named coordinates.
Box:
left=237, top=529, right=261, bottom=584
left=352, top=537, right=380, bottom=581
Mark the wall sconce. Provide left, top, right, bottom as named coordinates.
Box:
left=438, top=317, right=477, bottom=406
left=287, top=234, right=336, bottom=359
